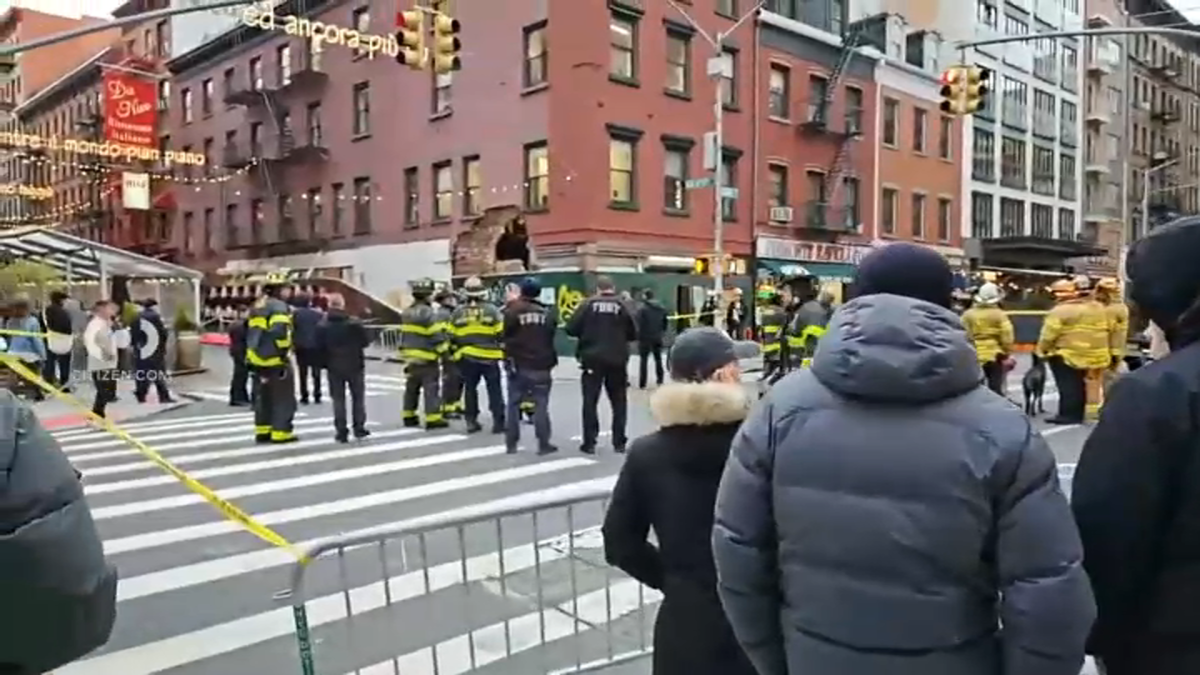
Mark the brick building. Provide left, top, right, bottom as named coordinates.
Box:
left=9, top=0, right=175, bottom=255
left=0, top=7, right=117, bottom=223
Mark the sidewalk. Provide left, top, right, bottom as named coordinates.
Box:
left=32, top=382, right=191, bottom=430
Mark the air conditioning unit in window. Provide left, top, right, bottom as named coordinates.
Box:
left=769, top=206, right=793, bottom=223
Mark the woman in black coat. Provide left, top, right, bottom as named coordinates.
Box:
left=602, top=327, right=758, bottom=675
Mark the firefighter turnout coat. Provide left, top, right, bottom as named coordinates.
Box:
left=449, top=301, right=505, bottom=362
left=961, top=304, right=1015, bottom=363
left=398, top=301, right=449, bottom=363
left=1036, top=297, right=1112, bottom=370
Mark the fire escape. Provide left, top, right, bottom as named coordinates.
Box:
left=1146, top=57, right=1185, bottom=224
left=223, top=37, right=330, bottom=257
left=796, top=26, right=865, bottom=232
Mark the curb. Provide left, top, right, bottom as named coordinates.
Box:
left=39, top=398, right=194, bottom=431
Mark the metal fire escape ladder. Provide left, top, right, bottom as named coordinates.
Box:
left=819, top=29, right=865, bottom=230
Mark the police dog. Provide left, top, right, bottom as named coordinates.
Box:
left=1022, top=354, right=1047, bottom=416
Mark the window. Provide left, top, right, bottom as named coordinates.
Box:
left=845, top=86, right=863, bottom=133
left=353, top=177, right=372, bottom=234
left=277, top=44, right=292, bottom=86
left=842, top=176, right=860, bottom=227
left=157, top=80, right=170, bottom=110
left=306, top=187, right=321, bottom=236
left=202, top=137, right=213, bottom=175
left=462, top=156, right=481, bottom=216
left=1058, top=208, right=1075, bottom=239
left=720, top=153, right=738, bottom=220
left=306, top=102, right=322, bottom=145
left=433, top=72, right=452, bottom=114
left=1060, top=100, right=1077, bottom=146
left=999, top=197, right=1024, bottom=237
left=352, top=82, right=370, bottom=136
left=277, top=194, right=294, bottom=240
left=1059, top=153, right=1076, bottom=200
left=1031, top=146, right=1055, bottom=196
left=719, top=50, right=737, bottom=107
left=768, top=65, right=789, bottom=118
left=938, top=116, right=952, bottom=159
left=912, top=108, right=927, bottom=153
left=807, top=75, right=827, bottom=123
left=155, top=21, right=167, bottom=56
left=525, top=143, right=549, bottom=209
left=1001, top=76, right=1028, bottom=129
left=403, top=168, right=419, bottom=226
left=1061, top=45, right=1078, bottom=91
left=663, top=142, right=690, bottom=212
left=181, top=88, right=193, bottom=123
left=183, top=212, right=194, bottom=252
left=666, top=31, right=690, bottom=95
left=767, top=164, right=788, bottom=207
left=937, top=198, right=951, bottom=241
left=881, top=187, right=898, bottom=235
left=330, top=183, right=344, bottom=235
left=201, top=79, right=213, bottom=116
left=910, top=193, right=926, bottom=238
left=352, top=7, right=370, bottom=59
left=250, top=56, right=263, bottom=89
left=1000, top=136, right=1027, bottom=189
left=224, top=204, right=238, bottom=248
left=433, top=162, right=453, bottom=219
left=1032, top=88, right=1056, bottom=138
left=1031, top=203, right=1053, bottom=238
left=249, top=122, right=262, bottom=154
left=610, top=13, right=637, bottom=81
left=882, top=98, right=899, bottom=145
left=250, top=199, right=264, bottom=244
left=203, top=208, right=214, bottom=250
left=222, top=68, right=234, bottom=102
left=971, top=191, right=994, bottom=239
left=524, top=23, right=547, bottom=87
left=717, top=0, right=736, bottom=15
left=609, top=136, right=637, bottom=206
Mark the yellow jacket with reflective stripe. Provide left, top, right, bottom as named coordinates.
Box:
left=961, top=304, right=1014, bottom=363
left=1036, top=298, right=1111, bottom=369
left=245, top=297, right=293, bottom=368
left=1105, top=300, right=1130, bottom=357
left=786, top=299, right=830, bottom=360
left=449, top=301, right=504, bottom=362
left=398, top=301, right=448, bottom=363
left=758, top=304, right=787, bottom=357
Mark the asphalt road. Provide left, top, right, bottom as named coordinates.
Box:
left=41, top=356, right=1095, bottom=675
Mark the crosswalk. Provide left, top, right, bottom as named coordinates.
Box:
left=182, top=373, right=413, bottom=403
left=52, top=409, right=653, bottom=675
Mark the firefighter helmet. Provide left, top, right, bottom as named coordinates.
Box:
left=409, top=278, right=436, bottom=297
left=1096, top=277, right=1120, bottom=292
left=462, top=276, right=489, bottom=299
left=1049, top=279, right=1076, bottom=297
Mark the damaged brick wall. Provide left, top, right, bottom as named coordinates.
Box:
left=451, top=205, right=534, bottom=277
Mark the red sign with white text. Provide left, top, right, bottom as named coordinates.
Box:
left=103, top=72, right=157, bottom=148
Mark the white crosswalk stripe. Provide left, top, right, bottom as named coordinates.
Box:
left=183, top=373, right=409, bottom=402
left=50, top=409, right=647, bottom=675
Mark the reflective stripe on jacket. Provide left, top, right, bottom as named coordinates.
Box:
left=449, top=301, right=504, bottom=361
left=1105, top=301, right=1129, bottom=357
left=245, top=297, right=292, bottom=368
left=1036, top=298, right=1111, bottom=369
left=398, top=301, right=447, bottom=363
left=758, top=305, right=787, bottom=356
left=961, top=305, right=1014, bottom=363
left=786, top=300, right=831, bottom=360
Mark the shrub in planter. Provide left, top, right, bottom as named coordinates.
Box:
left=172, top=308, right=203, bottom=371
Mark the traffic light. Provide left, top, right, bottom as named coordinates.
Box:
left=431, top=13, right=462, bottom=74
left=939, top=66, right=966, bottom=115
left=693, top=257, right=711, bottom=275
left=961, top=66, right=990, bottom=115
left=396, top=10, right=426, bottom=70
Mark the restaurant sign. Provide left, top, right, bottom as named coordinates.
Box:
left=755, top=236, right=874, bottom=265
left=103, top=72, right=157, bottom=148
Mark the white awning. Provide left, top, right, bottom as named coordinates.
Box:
left=0, top=227, right=202, bottom=282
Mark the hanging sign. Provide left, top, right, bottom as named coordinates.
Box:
left=103, top=71, right=158, bottom=148
left=122, top=172, right=151, bottom=210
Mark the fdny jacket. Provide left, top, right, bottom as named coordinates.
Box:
left=565, top=293, right=638, bottom=368
left=449, top=301, right=505, bottom=362
left=398, top=300, right=448, bottom=363
left=786, top=299, right=832, bottom=363
left=1104, top=301, right=1130, bottom=358
left=245, top=297, right=293, bottom=368
left=962, top=304, right=1015, bottom=363
left=503, top=297, right=558, bottom=371
left=1036, top=298, right=1112, bottom=370
left=757, top=302, right=788, bottom=360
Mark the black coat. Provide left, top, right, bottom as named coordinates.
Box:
left=635, top=300, right=668, bottom=347
left=132, top=308, right=168, bottom=362
left=316, top=310, right=368, bottom=376
left=602, top=381, right=756, bottom=675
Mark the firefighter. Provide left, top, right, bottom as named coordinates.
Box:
left=245, top=275, right=298, bottom=444
left=449, top=276, right=507, bottom=434
left=961, top=281, right=1015, bottom=395
left=435, top=288, right=463, bottom=419
left=1094, top=276, right=1129, bottom=393
left=756, top=284, right=788, bottom=387
left=1036, top=276, right=1111, bottom=424
left=400, top=279, right=449, bottom=430
left=786, top=287, right=834, bottom=369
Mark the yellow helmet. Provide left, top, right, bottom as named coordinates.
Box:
left=1096, top=277, right=1119, bottom=292
left=1049, top=279, right=1076, bottom=297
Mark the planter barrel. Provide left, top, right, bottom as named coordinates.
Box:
left=174, top=332, right=203, bottom=372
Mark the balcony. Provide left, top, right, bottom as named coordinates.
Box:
left=1149, top=63, right=1180, bottom=81
left=1086, top=58, right=1115, bottom=76
left=269, top=131, right=330, bottom=165
left=1151, top=105, right=1181, bottom=123
left=224, top=82, right=273, bottom=107
left=222, top=143, right=255, bottom=169
left=1085, top=108, right=1110, bottom=125
left=802, top=201, right=855, bottom=232
left=282, top=57, right=329, bottom=90
left=1084, top=160, right=1111, bottom=176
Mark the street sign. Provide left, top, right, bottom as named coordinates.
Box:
left=684, top=177, right=713, bottom=189
left=720, top=186, right=739, bottom=199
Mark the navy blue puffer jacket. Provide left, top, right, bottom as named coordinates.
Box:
left=713, top=293, right=1095, bottom=675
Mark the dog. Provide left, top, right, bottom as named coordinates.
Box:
left=1022, top=354, right=1047, bottom=416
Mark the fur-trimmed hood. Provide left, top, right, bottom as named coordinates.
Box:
left=650, top=381, right=751, bottom=427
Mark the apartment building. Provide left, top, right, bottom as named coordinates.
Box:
left=1079, top=0, right=1126, bottom=275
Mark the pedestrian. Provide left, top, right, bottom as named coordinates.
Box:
left=634, top=288, right=667, bottom=389
left=399, top=278, right=448, bottom=430
left=41, top=289, right=73, bottom=391
left=4, top=296, right=45, bottom=401
left=316, top=293, right=370, bottom=443
left=0, top=389, right=118, bottom=674
left=698, top=292, right=718, bottom=327
left=602, top=326, right=759, bottom=675
left=227, top=316, right=250, bottom=406
left=291, top=293, right=324, bottom=405
left=565, top=275, right=638, bottom=454
left=245, top=279, right=298, bottom=444
left=1071, top=216, right=1200, bottom=675
left=501, top=277, right=558, bottom=455
left=450, top=277, right=507, bottom=434
left=131, top=299, right=174, bottom=404
left=84, top=300, right=119, bottom=418
left=725, top=287, right=747, bottom=339
left=713, top=242, right=1095, bottom=675
left=1036, top=276, right=1110, bottom=424
left=961, top=281, right=1014, bottom=395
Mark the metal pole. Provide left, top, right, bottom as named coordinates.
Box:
left=956, top=25, right=1200, bottom=50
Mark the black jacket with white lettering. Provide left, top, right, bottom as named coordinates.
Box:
left=503, top=298, right=558, bottom=372
left=566, top=293, right=638, bottom=368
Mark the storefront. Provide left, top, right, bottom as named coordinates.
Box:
left=754, top=236, right=874, bottom=302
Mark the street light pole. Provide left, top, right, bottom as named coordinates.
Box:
left=668, top=1, right=763, bottom=331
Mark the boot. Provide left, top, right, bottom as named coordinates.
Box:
left=425, top=419, right=449, bottom=430
left=464, top=419, right=483, bottom=433
left=402, top=417, right=420, bottom=428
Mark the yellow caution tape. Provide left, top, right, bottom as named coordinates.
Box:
left=1, top=357, right=309, bottom=563
left=0, top=328, right=52, bottom=338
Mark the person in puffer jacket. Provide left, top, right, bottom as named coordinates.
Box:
left=0, top=390, right=118, bottom=674
left=713, top=242, right=1095, bottom=675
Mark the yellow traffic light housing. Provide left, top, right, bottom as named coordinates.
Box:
left=962, top=66, right=990, bottom=115
left=939, top=66, right=965, bottom=115
left=693, top=257, right=711, bottom=275
left=395, top=10, right=426, bottom=70
left=431, top=14, right=462, bottom=74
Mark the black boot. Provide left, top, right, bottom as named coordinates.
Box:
left=354, top=428, right=371, bottom=440
left=402, top=417, right=420, bottom=428
left=465, top=419, right=483, bottom=433
left=425, top=419, right=449, bottom=430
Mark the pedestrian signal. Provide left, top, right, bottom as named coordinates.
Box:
left=396, top=10, right=426, bottom=70
left=431, top=14, right=462, bottom=73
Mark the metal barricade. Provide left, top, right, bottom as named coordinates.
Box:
left=279, top=484, right=657, bottom=674
left=365, top=324, right=403, bottom=358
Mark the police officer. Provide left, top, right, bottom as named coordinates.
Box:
left=449, top=277, right=506, bottom=434
left=502, top=277, right=558, bottom=455
left=400, top=279, right=449, bottom=430
left=245, top=276, right=298, bottom=444
left=756, top=285, right=788, bottom=387
left=435, top=288, right=463, bottom=419
left=564, top=275, right=638, bottom=454
left=502, top=284, right=537, bottom=424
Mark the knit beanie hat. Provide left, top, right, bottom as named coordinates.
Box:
left=1127, top=215, right=1200, bottom=346
left=852, top=242, right=954, bottom=309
